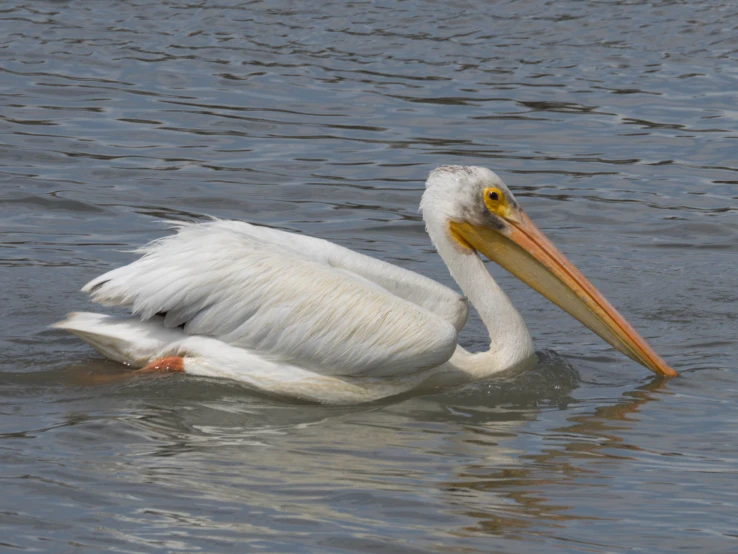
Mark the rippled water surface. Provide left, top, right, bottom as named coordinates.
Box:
left=2, top=1, right=737, bottom=552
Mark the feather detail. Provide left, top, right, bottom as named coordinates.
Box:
left=82, top=220, right=463, bottom=377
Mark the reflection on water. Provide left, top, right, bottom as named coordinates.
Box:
left=442, top=380, right=667, bottom=544
left=3, top=356, right=678, bottom=552
left=1, top=0, right=737, bottom=552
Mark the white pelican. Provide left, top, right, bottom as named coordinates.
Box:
left=55, top=165, right=676, bottom=403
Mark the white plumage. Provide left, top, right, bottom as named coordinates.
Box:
left=55, top=165, right=675, bottom=403
left=83, top=219, right=465, bottom=377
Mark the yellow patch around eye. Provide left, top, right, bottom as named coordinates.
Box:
left=483, top=186, right=505, bottom=214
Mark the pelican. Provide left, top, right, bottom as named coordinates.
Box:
left=55, top=165, right=676, bottom=403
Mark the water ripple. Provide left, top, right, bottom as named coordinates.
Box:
left=1, top=1, right=737, bottom=552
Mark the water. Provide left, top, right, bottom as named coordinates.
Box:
left=1, top=0, right=736, bottom=551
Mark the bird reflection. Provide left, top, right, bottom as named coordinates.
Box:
left=52, top=352, right=672, bottom=545
left=438, top=377, right=671, bottom=538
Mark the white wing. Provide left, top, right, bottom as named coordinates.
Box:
left=83, top=220, right=468, bottom=377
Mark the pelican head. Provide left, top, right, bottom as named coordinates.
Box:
left=422, top=165, right=676, bottom=377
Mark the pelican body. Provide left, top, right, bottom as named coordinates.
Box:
left=55, top=166, right=675, bottom=403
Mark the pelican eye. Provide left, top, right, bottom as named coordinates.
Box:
left=483, top=186, right=506, bottom=215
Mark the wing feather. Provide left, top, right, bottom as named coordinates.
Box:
left=205, top=220, right=468, bottom=330
left=84, top=220, right=461, bottom=377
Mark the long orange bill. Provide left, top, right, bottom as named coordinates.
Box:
left=451, top=215, right=676, bottom=377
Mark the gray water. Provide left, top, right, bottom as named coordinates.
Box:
left=1, top=1, right=737, bottom=552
